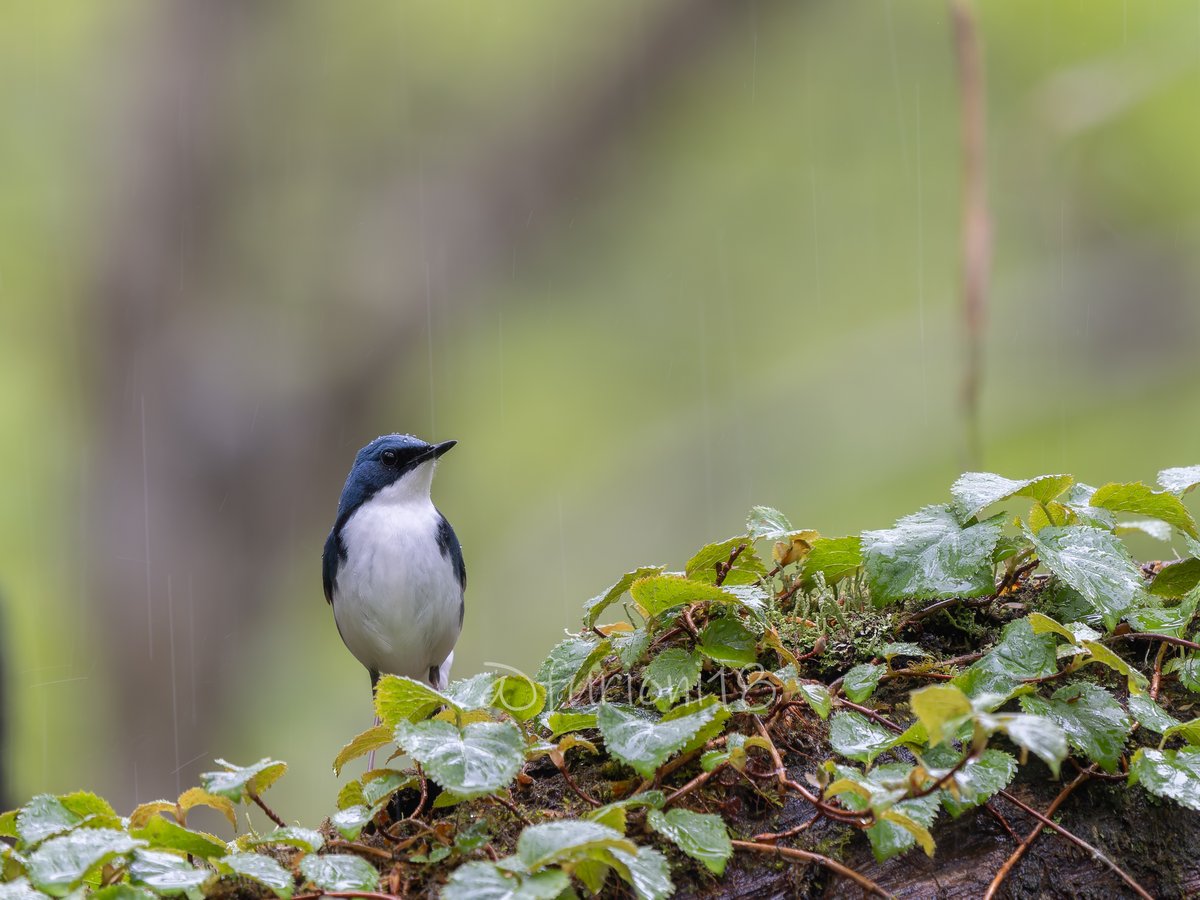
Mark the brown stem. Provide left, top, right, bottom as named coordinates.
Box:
left=327, top=840, right=395, bottom=862
left=752, top=718, right=872, bottom=826
left=248, top=791, right=286, bottom=828
left=714, top=543, right=747, bottom=586
left=664, top=765, right=721, bottom=807
left=490, top=793, right=532, bottom=827
left=1151, top=642, right=1169, bottom=700
left=983, top=773, right=1088, bottom=900
left=1108, top=631, right=1200, bottom=653
left=835, top=699, right=905, bottom=734
left=753, top=813, right=819, bottom=843
left=553, top=757, right=600, bottom=807
left=731, top=840, right=894, bottom=899
left=993, top=782, right=1153, bottom=900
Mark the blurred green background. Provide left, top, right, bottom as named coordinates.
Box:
left=2, top=0, right=1199, bottom=827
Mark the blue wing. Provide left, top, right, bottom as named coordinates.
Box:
left=435, top=511, right=466, bottom=592
left=322, top=528, right=344, bottom=605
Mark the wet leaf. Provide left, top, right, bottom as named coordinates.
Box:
left=1129, top=747, right=1200, bottom=811
left=1128, top=694, right=1180, bottom=735
left=1149, top=559, right=1200, bottom=599
left=244, top=826, right=324, bottom=853
left=219, top=853, right=293, bottom=899
left=697, top=617, right=757, bottom=668
left=175, top=788, right=237, bottom=830
left=15, top=797, right=84, bottom=847
left=583, top=566, right=664, bottom=628
left=799, top=535, right=862, bottom=586
left=647, top=808, right=732, bottom=875
left=1020, top=683, right=1130, bottom=772
left=393, top=720, right=524, bottom=799
left=332, top=725, right=393, bottom=776
left=910, top=684, right=972, bottom=746
left=1091, top=481, right=1197, bottom=537
left=199, top=758, right=287, bottom=803
left=129, top=817, right=227, bottom=860
left=863, top=505, right=1002, bottom=603
left=629, top=576, right=736, bottom=618
left=747, top=506, right=793, bottom=541
left=843, top=663, right=886, bottom=703
left=685, top=537, right=765, bottom=586
left=642, top=649, right=702, bottom=711
left=515, top=821, right=634, bottom=871
left=442, top=862, right=570, bottom=900
left=940, top=749, right=1018, bottom=818
left=1159, top=466, right=1200, bottom=496
left=609, top=845, right=674, bottom=900
left=26, top=829, right=143, bottom=896
left=598, top=697, right=727, bottom=778
left=127, top=849, right=209, bottom=895
left=374, top=676, right=456, bottom=726
left=536, top=636, right=610, bottom=709
left=1027, top=525, right=1148, bottom=629
left=492, top=673, right=547, bottom=722
left=299, top=854, right=379, bottom=893
left=954, top=618, right=1058, bottom=699
left=829, top=712, right=896, bottom=765
left=951, top=472, right=1073, bottom=521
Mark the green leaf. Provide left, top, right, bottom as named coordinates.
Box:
left=545, top=708, right=599, bottom=737
left=829, top=711, right=896, bottom=765
left=940, top=749, right=1018, bottom=818
left=1162, top=718, right=1200, bottom=747
left=90, top=888, right=155, bottom=900
left=442, top=862, right=570, bottom=900
left=662, top=694, right=731, bottom=755
left=199, top=758, right=287, bottom=803
left=0, top=881, right=51, bottom=900
left=876, top=808, right=935, bottom=859
left=988, top=714, right=1068, bottom=777
left=536, top=637, right=610, bottom=709
left=127, top=849, right=209, bottom=895
left=795, top=682, right=832, bottom=720
left=129, top=817, right=227, bottom=860
left=1027, top=525, right=1148, bottom=629
left=951, top=472, right=1073, bottom=521
left=26, top=829, right=144, bottom=897
left=642, top=649, right=702, bottom=711
left=1091, top=481, right=1198, bottom=537
left=444, top=672, right=500, bottom=710
left=863, top=505, right=1002, bottom=603
left=15, top=796, right=84, bottom=846
left=332, top=724, right=393, bottom=776
left=843, top=664, right=886, bottom=703
left=598, top=697, right=727, bottom=778
left=393, top=719, right=524, bottom=799
left=613, top=628, right=652, bottom=671
left=832, top=764, right=940, bottom=860
left=299, top=854, right=379, bottom=893
left=515, top=821, right=635, bottom=871
left=910, top=683, right=972, bottom=745
left=1019, top=683, right=1130, bottom=773
left=801, top=536, right=863, bottom=586
left=374, top=675, right=455, bottom=726
left=244, top=826, right=324, bottom=853
left=609, top=846, right=674, bottom=900
left=1116, top=520, right=1173, bottom=542
left=361, top=770, right=417, bottom=806
left=1150, top=559, right=1200, bottom=599
left=56, top=793, right=118, bottom=826
left=329, top=805, right=373, bottom=841
left=1128, top=694, right=1180, bottom=735
left=685, top=537, right=766, bottom=586
left=697, top=617, right=757, bottom=667
left=219, top=853, right=293, bottom=899
left=881, top=642, right=930, bottom=663
left=1129, top=747, right=1200, bottom=811
left=748, top=506, right=793, bottom=541
left=954, top=618, right=1058, bottom=700
left=630, top=575, right=736, bottom=618
left=646, top=808, right=732, bottom=875
left=1027, top=612, right=1077, bottom=644
left=492, top=673, right=547, bottom=722
left=1080, top=641, right=1150, bottom=695
left=583, top=566, right=664, bottom=628
left=1159, top=466, right=1200, bottom=496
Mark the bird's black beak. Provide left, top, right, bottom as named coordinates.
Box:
left=431, top=440, right=457, bottom=459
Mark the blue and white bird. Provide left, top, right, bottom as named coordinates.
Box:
left=323, top=434, right=465, bottom=693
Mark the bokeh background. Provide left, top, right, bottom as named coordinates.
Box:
left=2, top=0, right=1199, bottom=827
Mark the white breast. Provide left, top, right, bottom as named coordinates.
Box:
left=332, top=487, right=462, bottom=687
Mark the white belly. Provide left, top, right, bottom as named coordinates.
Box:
left=332, top=498, right=462, bottom=685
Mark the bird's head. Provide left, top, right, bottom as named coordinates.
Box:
left=337, top=434, right=456, bottom=514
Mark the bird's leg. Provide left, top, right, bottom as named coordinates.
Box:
left=367, top=714, right=381, bottom=771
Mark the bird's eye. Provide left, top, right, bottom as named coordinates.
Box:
left=380, top=449, right=399, bottom=466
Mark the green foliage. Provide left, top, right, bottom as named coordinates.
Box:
left=5, top=463, right=1200, bottom=897
left=862, top=505, right=1003, bottom=602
